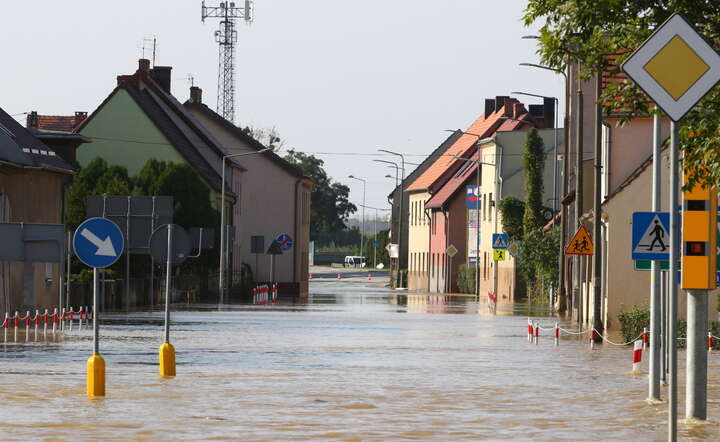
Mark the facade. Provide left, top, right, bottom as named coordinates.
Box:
left=387, top=130, right=462, bottom=284
left=0, top=106, right=75, bottom=312
left=184, top=87, right=312, bottom=295
left=473, top=129, right=564, bottom=302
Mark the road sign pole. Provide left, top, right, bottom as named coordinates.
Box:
left=159, top=223, right=176, bottom=377
left=669, top=121, right=679, bottom=441
left=686, top=289, right=708, bottom=419
left=649, top=111, right=662, bottom=401
left=87, top=266, right=105, bottom=397
left=93, top=267, right=99, bottom=354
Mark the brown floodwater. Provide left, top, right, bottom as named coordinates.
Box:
left=1, top=269, right=719, bottom=440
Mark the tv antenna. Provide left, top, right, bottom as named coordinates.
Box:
left=201, top=1, right=253, bottom=123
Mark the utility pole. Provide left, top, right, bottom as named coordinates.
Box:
left=649, top=109, right=662, bottom=401
left=592, top=72, right=603, bottom=338
left=201, top=0, right=253, bottom=123
left=574, top=61, right=584, bottom=324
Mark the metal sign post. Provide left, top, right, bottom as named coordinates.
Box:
left=73, top=217, right=124, bottom=398
left=160, top=224, right=175, bottom=377
left=622, top=13, right=720, bottom=438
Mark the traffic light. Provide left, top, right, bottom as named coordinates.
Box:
left=681, top=173, right=717, bottom=290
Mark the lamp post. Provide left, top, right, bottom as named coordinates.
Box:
left=521, top=61, right=571, bottom=315
left=219, top=148, right=270, bottom=308
left=376, top=159, right=403, bottom=285
left=511, top=91, right=560, bottom=214
left=378, top=149, right=406, bottom=288
left=348, top=175, right=366, bottom=262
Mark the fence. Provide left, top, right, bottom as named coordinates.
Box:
left=2, top=306, right=91, bottom=342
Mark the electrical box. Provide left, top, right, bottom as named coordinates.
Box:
left=681, top=173, right=717, bottom=290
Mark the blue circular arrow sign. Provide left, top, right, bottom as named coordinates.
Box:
left=73, top=217, right=125, bottom=268
left=275, top=233, right=293, bottom=251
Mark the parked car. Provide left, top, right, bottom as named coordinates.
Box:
left=344, top=256, right=366, bottom=268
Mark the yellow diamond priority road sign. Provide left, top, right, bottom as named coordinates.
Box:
left=621, top=13, right=720, bottom=121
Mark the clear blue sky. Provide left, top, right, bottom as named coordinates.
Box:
left=1, top=1, right=562, bottom=214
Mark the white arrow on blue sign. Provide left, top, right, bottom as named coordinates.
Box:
left=632, top=212, right=670, bottom=261
left=73, top=217, right=125, bottom=268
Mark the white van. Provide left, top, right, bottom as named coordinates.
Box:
left=344, top=256, right=366, bottom=268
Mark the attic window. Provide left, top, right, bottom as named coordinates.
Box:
left=31, top=149, right=39, bottom=154
left=39, top=150, right=48, bottom=156
left=22, top=148, right=31, bottom=153
left=48, top=151, right=56, bottom=156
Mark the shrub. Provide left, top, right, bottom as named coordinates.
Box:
left=457, top=264, right=476, bottom=294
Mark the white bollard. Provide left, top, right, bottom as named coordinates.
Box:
left=534, top=321, right=539, bottom=345
left=68, top=307, right=74, bottom=332
left=14, top=311, right=18, bottom=342
left=3, top=312, right=8, bottom=342
left=25, top=311, right=30, bottom=342
left=43, top=309, right=48, bottom=339
left=78, top=306, right=83, bottom=329
left=34, top=309, right=39, bottom=341
left=554, top=322, right=559, bottom=346
left=52, top=308, right=58, bottom=335
left=60, top=308, right=65, bottom=332
left=633, top=340, right=643, bottom=372
left=527, top=318, right=532, bottom=343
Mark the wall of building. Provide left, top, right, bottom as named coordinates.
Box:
left=602, top=148, right=718, bottom=330
left=407, top=191, right=430, bottom=292
left=429, top=209, right=447, bottom=293
left=187, top=107, right=310, bottom=293
left=0, top=167, right=65, bottom=312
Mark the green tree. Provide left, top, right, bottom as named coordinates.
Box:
left=284, top=149, right=357, bottom=237
left=523, top=0, right=720, bottom=189
left=362, top=229, right=390, bottom=268
left=523, top=128, right=546, bottom=235
left=498, top=196, right=525, bottom=241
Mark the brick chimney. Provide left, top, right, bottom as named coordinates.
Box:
left=74, top=111, right=88, bottom=128
left=150, top=66, right=172, bottom=94
left=190, top=86, right=203, bottom=104
left=512, top=102, right=524, bottom=119
left=494, top=96, right=510, bottom=113
left=484, top=99, right=496, bottom=118
left=138, top=58, right=151, bottom=74
left=26, top=111, right=39, bottom=129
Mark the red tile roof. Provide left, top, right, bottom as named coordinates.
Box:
left=407, top=98, right=529, bottom=194
left=37, top=115, right=77, bottom=132
left=424, top=114, right=535, bottom=209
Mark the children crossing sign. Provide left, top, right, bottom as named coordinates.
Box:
left=493, top=249, right=506, bottom=261
left=492, top=233, right=509, bottom=249
left=632, top=212, right=670, bottom=260
left=564, top=225, right=593, bottom=255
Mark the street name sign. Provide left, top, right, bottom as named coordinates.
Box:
left=564, top=225, right=593, bottom=255
left=621, top=13, right=720, bottom=122
left=446, top=244, right=458, bottom=258
left=632, top=212, right=670, bottom=260
left=73, top=218, right=124, bottom=268
left=492, top=233, right=509, bottom=249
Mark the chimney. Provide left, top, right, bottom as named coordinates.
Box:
left=512, top=102, right=524, bottom=119
left=150, top=66, right=172, bottom=94
left=26, top=111, right=39, bottom=129
left=74, top=111, right=88, bottom=128
left=138, top=58, right=151, bottom=73
left=190, top=86, right=203, bottom=104
left=543, top=97, right=556, bottom=129
left=529, top=104, right=545, bottom=128
left=484, top=99, right=496, bottom=118
left=494, top=96, right=510, bottom=113
left=117, top=74, right=133, bottom=86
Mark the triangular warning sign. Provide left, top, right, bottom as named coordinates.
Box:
left=564, top=225, right=593, bottom=255
left=633, top=214, right=668, bottom=255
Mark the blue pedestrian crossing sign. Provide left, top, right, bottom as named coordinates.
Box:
left=632, top=212, right=670, bottom=260
left=73, top=217, right=125, bottom=268
left=492, top=233, right=509, bottom=249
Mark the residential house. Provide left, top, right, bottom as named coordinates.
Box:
left=74, top=59, right=246, bottom=299
left=184, top=86, right=312, bottom=296
left=0, top=106, right=75, bottom=312
left=473, top=128, right=565, bottom=302
left=25, top=111, right=91, bottom=166
left=424, top=99, right=557, bottom=294
left=404, top=96, right=535, bottom=292
left=386, top=130, right=463, bottom=285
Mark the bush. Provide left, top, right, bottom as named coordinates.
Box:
left=457, top=264, right=476, bottom=294
left=617, top=305, right=720, bottom=349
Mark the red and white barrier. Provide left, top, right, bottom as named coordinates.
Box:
left=632, top=340, right=643, bottom=372
left=534, top=321, right=539, bottom=345
left=487, top=291, right=497, bottom=313
left=642, top=327, right=648, bottom=351
left=253, top=285, right=271, bottom=305
left=308, top=273, right=313, bottom=280
left=337, top=273, right=342, bottom=280
left=709, top=332, right=713, bottom=352
left=1, top=305, right=91, bottom=342
left=527, top=318, right=533, bottom=343
left=554, top=322, right=559, bottom=346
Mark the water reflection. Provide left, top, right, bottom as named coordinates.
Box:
left=0, top=273, right=717, bottom=440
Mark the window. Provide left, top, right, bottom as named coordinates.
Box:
left=431, top=253, right=435, bottom=277
left=489, top=193, right=493, bottom=221
left=483, top=194, right=487, bottom=220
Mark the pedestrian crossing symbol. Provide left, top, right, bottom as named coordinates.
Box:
left=632, top=212, right=670, bottom=260
left=492, top=233, right=509, bottom=249
left=493, top=249, right=506, bottom=261
left=564, top=225, right=593, bottom=255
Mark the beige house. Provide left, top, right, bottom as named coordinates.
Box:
left=184, top=87, right=312, bottom=295
left=475, top=129, right=564, bottom=302
left=601, top=147, right=718, bottom=329
left=407, top=191, right=430, bottom=291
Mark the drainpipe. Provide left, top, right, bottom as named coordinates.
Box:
left=293, top=177, right=303, bottom=286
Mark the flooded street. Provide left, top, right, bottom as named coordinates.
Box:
left=1, top=268, right=720, bottom=440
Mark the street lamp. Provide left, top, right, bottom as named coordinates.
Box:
left=519, top=62, right=568, bottom=80
left=219, top=147, right=271, bottom=307
left=511, top=91, right=560, bottom=214
left=377, top=149, right=407, bottom=288
left=348, top=175, right=366, bottom=262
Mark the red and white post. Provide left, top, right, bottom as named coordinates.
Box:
left=554, top=322, right=559, bottom=346
left=708, top=332, right=713, bottom=352
left=527, top=318, right=533, bottom=343
left=534, top=321, right=539, bottom=345
left=633, top=340, right=643, bottom=372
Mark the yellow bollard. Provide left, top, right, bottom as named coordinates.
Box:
left=159, top=341, right=176, bottom=377
left=86, top=353, right=106, bottom=397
